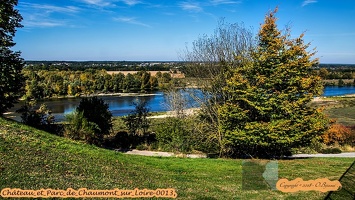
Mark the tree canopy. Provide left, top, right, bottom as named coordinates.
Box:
left=76, top=97, right=113, bottom=144
left=0, top=0, right=25, bottom=114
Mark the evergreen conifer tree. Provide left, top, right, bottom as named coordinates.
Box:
left=218, top=8, right=329, bottom=158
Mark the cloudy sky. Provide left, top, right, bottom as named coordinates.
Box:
left=13, top=0, right=355, bottom=63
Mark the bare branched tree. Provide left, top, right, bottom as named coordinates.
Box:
left=179, top=19, right=256, bottom=156
left=164, top=89, right=188, bottom=119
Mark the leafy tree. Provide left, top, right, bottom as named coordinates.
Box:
left=104, top=73, right=113, bottom=92
left=24, top=72, right=45, bottom=100
left=155, top=71, right=162, bottom=79
left=218, top=8, right=329, bottom=158
left=112, top=73, right=125, bottom=92
left=318, top=68, right=329, bottom=79
left=124, top=99, right=150, bottom=135
left=149, top=76, right=158, bottom=90
left=161, top=72, right=172, bottom=83
left=132, top=72, right=142, bottom=91
left=123, top=73, right=135, bottom=92
left=342, top=72, right=352, bottom=79
left=76, top=97, right=112, bottom=144
left=0, top=0, right=25, bottom=114
left=140, top=71, right=151, bottom=91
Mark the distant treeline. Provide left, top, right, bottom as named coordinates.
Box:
left=319, top=63, right=355, bottom=69
left=24, top=61, right=355, bottom=74
left=315, top=67, right=355, bottom=80
left=23, top=69, right=178, bottom=100
left=24, top=61, right=184, bottom=72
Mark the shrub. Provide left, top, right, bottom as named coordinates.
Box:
left=112, top=131, right=131, bottom=149
left=321, top=147, right=342, bottom=154
left=64, top=111, right=98, bottom=144
left=291, top=138, right=326, bottom=154
left=154, top=117, right=192, bottom=153
left=17, top=101, right=60, bottom=134
left=17, top=102, right=54, bottom=127
left=322, top=123, right=353, bottom=146
left=153, top=116, right=218, bottom=154
left=107, top=130, right=157, bottom=150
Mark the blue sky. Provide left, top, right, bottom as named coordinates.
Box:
left=13, top=0, right=355, bottom=63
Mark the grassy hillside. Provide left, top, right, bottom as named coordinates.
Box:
left=0, top=117, right=354, bottom=199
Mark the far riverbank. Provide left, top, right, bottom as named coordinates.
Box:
left=5, top=86, right=355, bottom=122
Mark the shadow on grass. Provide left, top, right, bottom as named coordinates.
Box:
left=324, top=161, right=355, bottom=200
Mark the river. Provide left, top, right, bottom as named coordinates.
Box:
left=5, top=86, right=355, bottom=122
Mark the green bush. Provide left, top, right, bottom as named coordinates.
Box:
left=64, top=111, right=98, bottom=144
left=17, top=102, right=61, bottom=134
left=136, top=144, right=149, bottom=150
left=321, top=147, right=342, bottom=154
left=291, top=138, right=326, bottom=154
left=154, top=117, right=191, bottom=153
left=108, top=130, right=157, bottom=150
left=153, top=116, right=219, bottom=154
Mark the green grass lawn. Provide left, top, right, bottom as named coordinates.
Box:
left=0, top=117, right=354, bottom=200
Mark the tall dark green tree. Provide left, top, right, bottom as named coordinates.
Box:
left=76, top=97, right=113, bottom=144
left=218, top=8, right=329, bottom=158
left=0, top=0, right=24, bottom=114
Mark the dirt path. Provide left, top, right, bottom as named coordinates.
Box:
left=291, top=152, right=355, bottom=158
left=120, top=149, right=355, bottom=158
left=121, top=149, right=207, bottom=158
left=148, top=108, right=200, bottom=119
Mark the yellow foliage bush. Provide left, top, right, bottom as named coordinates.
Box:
left=322, top=123, right=355, bottom=146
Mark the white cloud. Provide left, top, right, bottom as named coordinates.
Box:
left=80, top=0, right=141, bottom=7
left=114, top=17, right=151, bottom=27
left=18, top=2, right=80, bottom=28
left=81, top=0, right=112, bottom=7
left=122, top=0, right=141, bottom=6
left=20, top=2, right=80, bottom=13
left=179, top=2, right=203, bottom=12
left=21, top=12, right=69, bottom=28
left=302, top=0, right=317, bottom=7
left=210, top=0, right=241, bottom=5
left=23, top=20, right=65, bottom=28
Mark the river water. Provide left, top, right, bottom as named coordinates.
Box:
left=5, top=86, right=355, bottom=122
